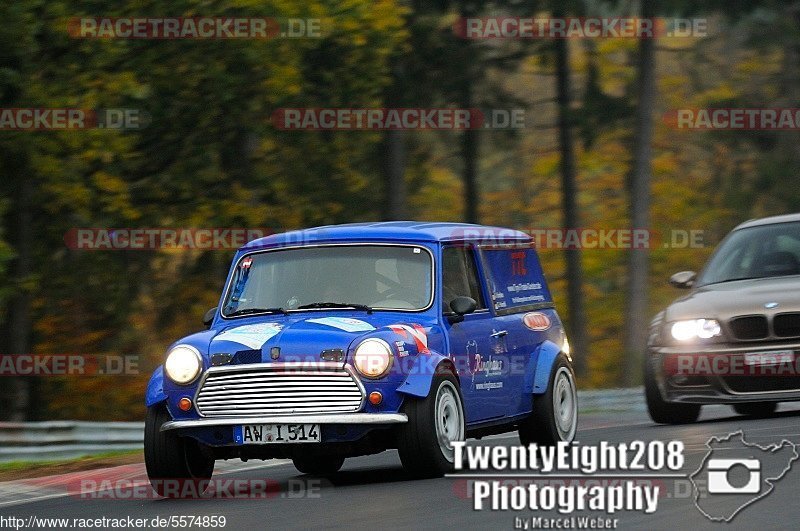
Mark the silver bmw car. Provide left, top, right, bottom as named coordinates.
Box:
left=646, top=213, right=800, bottom=424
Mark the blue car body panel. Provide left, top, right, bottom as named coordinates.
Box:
left=145, top=366, right=166, bottom=407
left=146, top=222, right=570, bottom=446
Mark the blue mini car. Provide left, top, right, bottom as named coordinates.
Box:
left=144, top=222, right=577, bottom=496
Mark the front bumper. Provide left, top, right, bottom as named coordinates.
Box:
left=162, top=412, right=407, bottom=432
left=649, top=342, right=800, bottom=404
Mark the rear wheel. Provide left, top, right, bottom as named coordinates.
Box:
left=397, top=372, right=465, bottom=478
left=644, top=358, right=701, bottom=424
left=733, top=402, right=778, bottom=417
left=519, top=354, right=578, bottom=445
left=144, top=405, right=215, bottom=498
left=292, top=455, right=345, bottom=475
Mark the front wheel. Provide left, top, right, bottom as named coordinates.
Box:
left=144, top=405, right=215, bottom=498
left=644, top=357, right=701, bottom=424
left=397, top=372, right=465, bottom=478
left=733, top=402, right=778, bottom=417
left=519, top=354, right=578, bottom=445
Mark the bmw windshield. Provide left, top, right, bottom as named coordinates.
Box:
left=697, top=222, right=800, bottom=286
left=222, top=244, right=434, bottom=316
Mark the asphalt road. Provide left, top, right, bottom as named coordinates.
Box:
left=4, top=403, right=800, bottom=530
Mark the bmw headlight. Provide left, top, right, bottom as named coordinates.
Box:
left=670, top=319, right=721, bottom=341
left=164, top=345, right=202, bottom=384
left=353, top=338, right=393, bottom=379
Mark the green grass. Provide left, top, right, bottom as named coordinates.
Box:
left=0, top=449, right=141, bottom=473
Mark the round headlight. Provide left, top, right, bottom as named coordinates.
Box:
left=164, top=345, right=202, bottom=384
left=353, top=338, right=393, bottom=379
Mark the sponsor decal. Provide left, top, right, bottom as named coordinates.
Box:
left=523, top=312, right=551, bottom=331
left=305, top=317, right=375, bottom=333
left=240, top=256, right=253, bottom=269
left=510, top=251, right=528, bottom=276
left=213, top=323, right=283, bottom=350
left=389, top=324, right=430, bottom=354
left=394, top=341, right=409, bottom=358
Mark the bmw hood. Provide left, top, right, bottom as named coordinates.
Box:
left=665, top=276, right=800, bottom=322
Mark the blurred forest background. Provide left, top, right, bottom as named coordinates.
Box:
left=2, top=0, right=800, bottom=420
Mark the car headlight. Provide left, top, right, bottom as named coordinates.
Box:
left=562, top=336, right=571, bottom=355
left=353, top=338, right=393, bottom=379
left=164, top=345, right=202, bottom=384
left=670, top=319, right=721, bottom=341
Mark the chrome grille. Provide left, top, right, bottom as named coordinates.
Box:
left=195, top=364, right=364, bottom=417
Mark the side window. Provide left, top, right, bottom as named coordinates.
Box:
left=442, top=247, right=486, bottom=312
left=481, top=246, right=553, bottom=314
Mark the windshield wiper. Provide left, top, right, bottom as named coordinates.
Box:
left=296, top=302, right=373, bottom=313
left=225, top=307, right=288, bottom=317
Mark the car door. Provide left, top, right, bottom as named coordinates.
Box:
left=479, top=244, right=558, bottom=417
left=442, top=244, right=510, bottom=423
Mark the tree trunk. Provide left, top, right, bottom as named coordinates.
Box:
left=462, top=81, right=479, bottom=224
left=554, top=22, right=590, bottom=378
left=383, top=50, right=408, bottom=221
left=623, top=0, right=658, bottom=386
left=384, top=129, right=408, bottom=220
left=8, top=174, right=33, bottom=421
left=458, top=1, right=479, bottom=224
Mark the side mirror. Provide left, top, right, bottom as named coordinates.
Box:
left=448, top=296, right=478, bottom=324
left=203, top=307, right=218, bottom=329
left=669, top=271, right=697, bottom=289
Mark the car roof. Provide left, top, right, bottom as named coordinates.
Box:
left=734, top=213, right=800, bottom=231
left=241, top=221, right=531, bottom=250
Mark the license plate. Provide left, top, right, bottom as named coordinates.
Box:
left=744, top=350, right=794, bottom=366
left=233, top=424, right=321, bottom=444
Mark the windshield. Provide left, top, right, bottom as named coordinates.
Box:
left=222, top=245, right=433, bottom=316
left=697, top=222, right=800, bottom=286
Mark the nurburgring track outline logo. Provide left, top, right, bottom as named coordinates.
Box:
left=689, top=430, right=798, bottom=522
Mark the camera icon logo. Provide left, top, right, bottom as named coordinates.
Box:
left=707, top=458, right=761, bottom=494
left=691, top=431, right=799, bottom=522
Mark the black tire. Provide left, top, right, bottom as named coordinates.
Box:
left=144, top=405, right=215, bottom=498
left=397, top=372, right=465, bottom=478
left=519, top=354, right=578, bottom=445
left=292, top=455, right=345, bottom=475
left=644, top=357, right=701, bottom=424
left=733, top=402, right=778, bottom=417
